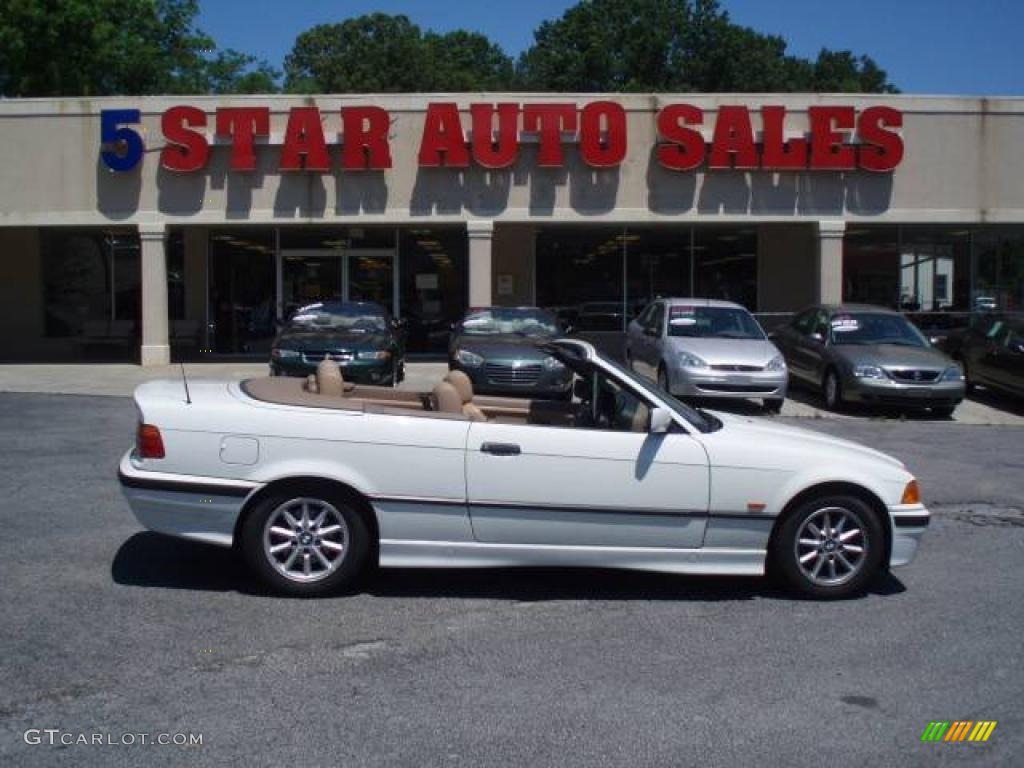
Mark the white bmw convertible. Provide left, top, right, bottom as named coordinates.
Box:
left=119, top=339, right=929, bottom=598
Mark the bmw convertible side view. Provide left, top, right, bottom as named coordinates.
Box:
left=119, top=339, right=929, bottom=599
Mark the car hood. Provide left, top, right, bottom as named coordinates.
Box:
left=276, top=328, right=390, bottom=351
left=666, top=337, right=778, bottom=366
left=831, top=343, right=950, bottom=369
left=703, top=410, right=906, bottom=473
left=453, top=334, right=553, bottom=360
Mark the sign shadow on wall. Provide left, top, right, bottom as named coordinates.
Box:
left=646, top=153, right=893, bottom=216
left=96, top=155, right=142, bottom=220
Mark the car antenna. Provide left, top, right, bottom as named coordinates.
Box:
left=180, top=362, right=192, bottom=404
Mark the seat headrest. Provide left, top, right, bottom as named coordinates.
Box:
left=316, top=360, right=345, bottom=397
left=445, top=369, right=474, bottom=404
left=431, top=381, right=463, bottom=415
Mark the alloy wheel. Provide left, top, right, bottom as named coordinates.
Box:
left=262, top=498, right=350, bottom=583
left=794, top=506, right=868, bottom=587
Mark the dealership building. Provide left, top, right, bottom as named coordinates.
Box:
left=0, top=93, right=1021, bottom=364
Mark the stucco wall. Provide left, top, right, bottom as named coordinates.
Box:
left=0, top=94, right=1021, bottom=228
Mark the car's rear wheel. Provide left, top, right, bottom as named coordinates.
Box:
left=241, top=490, right=371, bottom=596
left=822, top=369, right=844, bottom=411
left=771, top=494, right=884, bottom=598
left=764, top=398, right=784, bottom=414
left=960, top=358, right=976, bottom=394
left=931, top=405, right=956, bottom=419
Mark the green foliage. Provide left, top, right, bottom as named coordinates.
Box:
left=0, top=0, right=897, bottom=97
left=518, top=0, right=898, bottom=93
left=283, top=15, right=516, bottom=93
left=0, top=0, right=279, bottom=96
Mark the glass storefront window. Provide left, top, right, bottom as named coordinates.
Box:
left=42, top=229, right=139, bottom=358
left=208, top=229, right=277, bottom=355
left=844, top=226, right=1022, bottom=313
left=399, top=227, right=467, bottom=353
left=536, top=227, right=626, bottom=331
left=536, top=226, right=759, bottom=335
left=693, top=227, right=758, bottom=309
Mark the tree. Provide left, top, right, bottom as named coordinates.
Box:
left=517, top=0, right=898, bottom=93
left=422, top=31, right=515, bottom=92
left=283, top=15, right=516, bottom=93
left=0, top=0, right=279, bottom=96
left=284, top=14, right=428, bottom=93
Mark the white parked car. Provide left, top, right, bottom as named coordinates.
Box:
left=119, top=339, right=929, bottom=598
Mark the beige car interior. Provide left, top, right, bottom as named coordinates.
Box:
left=241, top=360, right=650, bottom=432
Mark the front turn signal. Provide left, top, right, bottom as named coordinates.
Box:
left=901, top=480, right=921, bottom=505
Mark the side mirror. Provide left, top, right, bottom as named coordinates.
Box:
left=573, top=378, right=589, bottom=400
left=649, top=406, right=673, bottom=434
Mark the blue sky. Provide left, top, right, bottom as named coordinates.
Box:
left=198, top=0, right=1023, bottom=95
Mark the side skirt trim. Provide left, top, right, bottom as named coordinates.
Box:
left=379, top=539, right=765, bottom=576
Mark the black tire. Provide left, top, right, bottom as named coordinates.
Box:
left=657, top=365, right=670, bottom=393
left=931, top=405, right=956, bottom=419
left=771, top=494, right=885, bottom=599
left=764, top=398, right=784, bottom=414
left=961, top=358, right=976, bottom=394
left=240, top=487, right=371, bottom=597
left=822, top=368, right=844, bottom=411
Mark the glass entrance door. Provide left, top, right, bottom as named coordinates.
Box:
left=279, top=249, right=396, bottom=320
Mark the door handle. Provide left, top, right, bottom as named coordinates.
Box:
left=480, top=442, right=521, bottom=456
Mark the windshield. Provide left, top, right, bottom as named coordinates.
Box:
left=829, top=312, right=929, bottom=347
left=667, top=305, right=765, bottom=340
left=287, top=303, right=388, bottom=333
left=460, top=308, right=560, bottom=337
left=589, top=349, right=718, bottom=434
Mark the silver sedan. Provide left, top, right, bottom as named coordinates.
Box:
left=626, top=298, right=788, bottom=412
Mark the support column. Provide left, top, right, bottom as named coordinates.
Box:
left=467, top=220, right=494, bottom=307
left=816, top=220, right=846, bottom=305
left=139, top=222, right=170, bottom=366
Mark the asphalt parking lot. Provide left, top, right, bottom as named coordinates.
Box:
left=1, top=392, right=1022, bottom=767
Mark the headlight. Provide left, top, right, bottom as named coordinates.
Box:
left=454, top=348, right=484, bottom=367
left=678, top=351, right=707, bottom=369
left=357, top=350, right=391, bottom=361
left=271, top=348, right=300, bottom=360
left=766, top=354, right=786, bottom=371
left=852, top=364, right=887, bottom=380
left=941, top=365, right=964, bottom=381
left=542, top=356, right=564, bottom=371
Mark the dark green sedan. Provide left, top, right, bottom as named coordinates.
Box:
left=269, top=301, right=405, bottom=386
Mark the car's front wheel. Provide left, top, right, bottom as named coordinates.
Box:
left=822, top=369, right=844, bottom=411
left=241, top=489, right=371, bottom=596
left=771, top=494, right=884, bottom=598
left=657, top=364, right=670, bottom=393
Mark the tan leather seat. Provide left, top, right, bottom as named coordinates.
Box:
left=445, top=369, right=474, bottom=403
left=443, top=369, right=487, bottom=421
left=431, top=381, right=464, bottom=415
left=315, top=360, right=355, bottom=397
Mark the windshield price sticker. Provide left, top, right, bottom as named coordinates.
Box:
left=832, top=316, right=860, bottom=332
left=669, top=306, right=699, bottom=326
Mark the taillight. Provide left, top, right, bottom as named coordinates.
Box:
left=137, top=423, right=165, bottom=459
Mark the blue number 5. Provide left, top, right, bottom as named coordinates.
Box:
left=100, top=109, right=144, bottom=171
